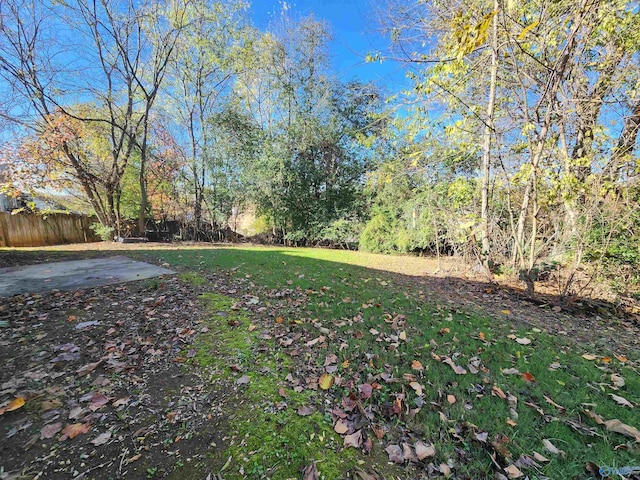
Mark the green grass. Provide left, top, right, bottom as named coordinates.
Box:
left=159, top=246, right=639, bottom=479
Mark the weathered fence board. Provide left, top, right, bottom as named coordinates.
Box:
left=0, top=212, right=99, bottom=247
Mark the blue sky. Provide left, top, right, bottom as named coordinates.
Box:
left=249, top=0, right=411, bottom=93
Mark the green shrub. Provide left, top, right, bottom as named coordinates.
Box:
left=359, top=213, right=398, bottom=253
left=90, top=223, right=115, bottom=242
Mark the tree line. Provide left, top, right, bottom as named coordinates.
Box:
left=1, top=0, right=639, bottom=296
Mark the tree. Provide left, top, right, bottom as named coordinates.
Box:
left=0, top=0, right=188, bottom=233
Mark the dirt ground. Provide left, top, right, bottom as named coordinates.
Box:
left=1, top=243, right=639, bottom=480
left=0, top=253, right=235, bottom=479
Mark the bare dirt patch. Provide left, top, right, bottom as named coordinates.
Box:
left=0, top=273, right=230, bottom=480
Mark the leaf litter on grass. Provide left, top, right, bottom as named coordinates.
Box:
left=170, top=247, right=640, bottom=479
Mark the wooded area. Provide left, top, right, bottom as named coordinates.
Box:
left=1, top=0, right=639, bottom=297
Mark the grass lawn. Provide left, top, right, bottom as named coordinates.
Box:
left=1, top=244, right=639, bottom=479
left=148, top=245, right=640, bottom=479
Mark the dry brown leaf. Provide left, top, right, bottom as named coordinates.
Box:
left=581, top=353, right=597, bottom=360
left=77, top=361, right=102, bottom=377
left=40, top=422, right=63, bottom=439
left=492, top=385, right=507, bottom=399
left=610, top=394, right=633, bottom=408
left=501, top=368, right=520, bottom=375
left=611, top=374, right=625, bottom=388
left=542, top=439, right=565, bottom=456
left=504, top=464, right=524, bottom=479
left=411, top=360, right=423, bottom=371
left=414, top=441, right=436, bottom=460
left=372, top=424, right=386, bottom=439
left=447, top=394, right=456, bottom=404
left=443, top=357, right=467, bottom=375
left=334, top=419, right=349, bottom=434
left=439, top=463, right=452, bottom=477
left=236, top=375, right=250, bottom=385
left=584, top=409, right=604, bottom=425
left=515, top=337, right=531, bottom=345
left=409, top=381, right=424, bottom=396
left=297, top=405, right=314, bottom=416
left=532, top=451, right=549, bottom=463
left=604, top=419, right=640, bottom=442
left=90, top=430, right=112, bottom=446
left=385, top=445, right=404, bottom=464
left=303, top=462, right=319, bottom=480
left=521, top=372, right=536, bottom=383
left=60, top=422, right=91, bottom=441
left=343, top=430, right=362, bottom=448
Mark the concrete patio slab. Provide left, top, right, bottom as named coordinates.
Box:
left=0, top=255, right=175, bottom=297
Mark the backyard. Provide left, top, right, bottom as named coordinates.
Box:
left=0, top=243, right=638, bottom=479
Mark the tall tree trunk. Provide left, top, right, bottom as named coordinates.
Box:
left=480, top=0, right=499, bottom=274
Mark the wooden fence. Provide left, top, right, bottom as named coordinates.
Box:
left=0, top=212, right=99, bottom=247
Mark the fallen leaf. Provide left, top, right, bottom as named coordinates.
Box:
left=501, top=310, right=511, bottom=315
left=532, top=451, right=549, bottom=463
left=447, top=394, right=456, bottom=404
left=385, top=444, right=404, bottom=464
left=409, top=381, right=424, bottom=396
left=359, top=383, right=373, bottom=399
left=521, top=372, right=536, bottom=383
left=504, top=464, right=524, bottom=478
left=334, top=419, right=349, bottom=434
left=411, top=360, right=424, bottom=371
left=343, top=430, right=362, bottom=448
left=372, top=424, right=386, bottom=439
left=414, top=441, right=436, bottom=460
left=601, top=357, right=612, bottom=364
left=306, top=336, right=325, bottom=347
left=319, top=373, right=334, bottom=390
left=297, top=405, right=314, bottom=416
left=402, top=443, right=418, bottom=463
left=474, top=431, right=489, bottom=443
left=584, top=409, right=604, bottom=425
left=351, top=467, right=380, bottom=480
left=515, top=337, right=531, bottom=345
left=506, top=418, right=517, bottom=426
left=303, top=462, right=319, bottom=480
left=41, top=399, right=63, bottom=412
left=0, top=397, right=25, bottom=414
left=90, top=430, right=112, bottom=446
left=604, top=419, right=640, bottom=442
left=60, top=423, right=91, bottom=441
left=615, top=354, right=627, bottom=363
left=89, top=393, right=110, bottom=411
left=442, top=357, right=467, bottom=375
left=501, top=368, right=521, bottom=375
left=438, top=327, right=450, bottom=335
left=248, top=324, right=256, bottom=331
left=581, top=354, right=597, bottom=360
left=275, top=316, right=284, bottom=324
left=77, top=361, right=102, bottom=377
left=542, top=439, right=565, bottom=456
left=236, top=375, right=250, bottom=385
left=40, top=422, right=63, bottom=439
left=439, top=463, right=452, bottom=477
left=611, top=374, right=625, bottom=388
left=126, top=453, right=142, bottom=464
left=492, top=385, right=507, bottom=399
left=610, top=394, right=633, bottom=408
